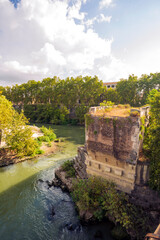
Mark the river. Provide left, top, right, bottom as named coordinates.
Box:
left=0, top=125, right=114, bottom=240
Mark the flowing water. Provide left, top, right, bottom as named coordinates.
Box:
left=0, top=125, right=114, bottom=240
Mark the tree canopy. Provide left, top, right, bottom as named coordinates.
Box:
left=0, top=94, right=37, bottom=157
left=143, top=89, right=160, bottom=191
left=0, top=73, right=159, bottom=124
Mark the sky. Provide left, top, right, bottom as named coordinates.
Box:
left=0, top=0, right=160, bottom=86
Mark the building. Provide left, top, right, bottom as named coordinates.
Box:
left=103, top=82, right=118, bottom=89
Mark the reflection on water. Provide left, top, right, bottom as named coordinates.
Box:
left=0, top=125, right=114, bottom=240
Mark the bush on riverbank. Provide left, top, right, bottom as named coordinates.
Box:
left=61, top=160, right=76, bottom=178
left=37, top=126, right=57, bottom=143
left=34, top=126, right=57, bottom=156
left=72, top=176, right=150, bottom=239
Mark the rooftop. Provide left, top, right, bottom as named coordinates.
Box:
left=103, top=82, right=118, bottom=85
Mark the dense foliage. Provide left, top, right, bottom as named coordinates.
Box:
left=61, top=160, right=76, bottom=178
left=1, top=73, right=159, bottom=124
left=0, top=94, right=38, bottom=156
left=143, top=89, right=160, bottom=191
left=38, top=126, right=57, bottom=143
left=72, top=176, right=149, bottom=239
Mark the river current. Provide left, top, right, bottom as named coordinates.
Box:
left=0, top=125, right=114, bottom=240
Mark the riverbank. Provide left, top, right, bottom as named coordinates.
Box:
left=0, top=125, right=59, bottom=168
left=0, top=141, right=57, bottom=167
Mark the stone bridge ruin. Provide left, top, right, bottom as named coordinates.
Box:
left=75, top=105, right=150, bottom=194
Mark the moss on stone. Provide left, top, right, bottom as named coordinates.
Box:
left=85, top=114, right=94, bottom=129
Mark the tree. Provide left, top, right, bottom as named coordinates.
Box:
left=138, top=73, right=160, bottom=105
left=102, top=88, right=120, bottom=104
left=116, top=75, right=139, bottom=106
left=0, top=94, right=37, bottom=157
left=143, top=89, right=160, bottom=191
left=6, top=126, right=38, bottom=157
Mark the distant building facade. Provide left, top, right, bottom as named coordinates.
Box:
left=103, top=82, right=118, bottom=89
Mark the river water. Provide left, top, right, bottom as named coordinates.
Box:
left=0, top=125, right=114, bottom=240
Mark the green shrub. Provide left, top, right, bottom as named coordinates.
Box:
left=37, top=135, right=50, bottom=142
left=140, top=116, right=145, bottom=125
left=130, top=110, right=140, bottom=117
left=61, top=160, right=76, bottom=178
left=144, top=90, right=160, bottom=191
left=36, top=139, right=42, bottom=147
left=72, top=176, right=149, bottom=238
left=40, top=126, right=57, bottom=141
left=35, top=149, right=44, bottom=155
left=140, top=125, right=145, bottom=132
left=100, top=100, right=114, bottom=107
left=139, top=134, right=143, bottom=140
left=85, top=114, right=93, bottom=128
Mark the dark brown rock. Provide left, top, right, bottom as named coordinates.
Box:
left=54, top=167, right=73, bottom=192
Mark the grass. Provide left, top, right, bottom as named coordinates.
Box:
left=92, top=107, right=131, bottom=117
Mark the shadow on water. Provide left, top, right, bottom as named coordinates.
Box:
left=0, top=125, right=114, bottom=240
left=0, top=171, right=114, bottom=240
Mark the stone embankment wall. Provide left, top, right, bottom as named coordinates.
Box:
left=84, top=106, right=150, bottom=193
left=73, top=146, right=88, bottom=179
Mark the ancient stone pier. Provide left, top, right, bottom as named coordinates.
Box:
left=84, top=106, right=150, bottom=193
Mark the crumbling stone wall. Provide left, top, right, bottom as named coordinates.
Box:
left=74, top=146, right=88, bottom=179
left=85, top=106, right=150, bottom=193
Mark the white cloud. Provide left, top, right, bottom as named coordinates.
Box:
left=98, top=56, right=132, bottom=81
left=0, top=0, right=138, bottom=86
left=0, top=0, right=117, bottom=85
left=99, top=0, right=113, bottom=9
left=33, top=43, right=66, bottom=66
left=98, top=14, right=112, bottom=23
left=84, top=14, right=112, bottom=27
left=68, top=0, right=86, bottom=20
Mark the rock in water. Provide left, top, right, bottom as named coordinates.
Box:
left=46, top=180, right=53, bottom=188
left=38, top=179, right=44, bottom=183
left=65, top=223, right=81, bottom=232
left=51, top=206, right=55, bottom=216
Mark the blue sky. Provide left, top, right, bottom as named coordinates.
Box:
left=0, top=0, right=160, bottom=85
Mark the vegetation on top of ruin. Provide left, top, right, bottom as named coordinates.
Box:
left=91, top=106, right=131, bottom=117
left=90, top=103, right=143, bottom=118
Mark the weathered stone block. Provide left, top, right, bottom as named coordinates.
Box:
left=114, top=169, right=123, bottom=176
left=105, top=166, right=111, bottom=172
